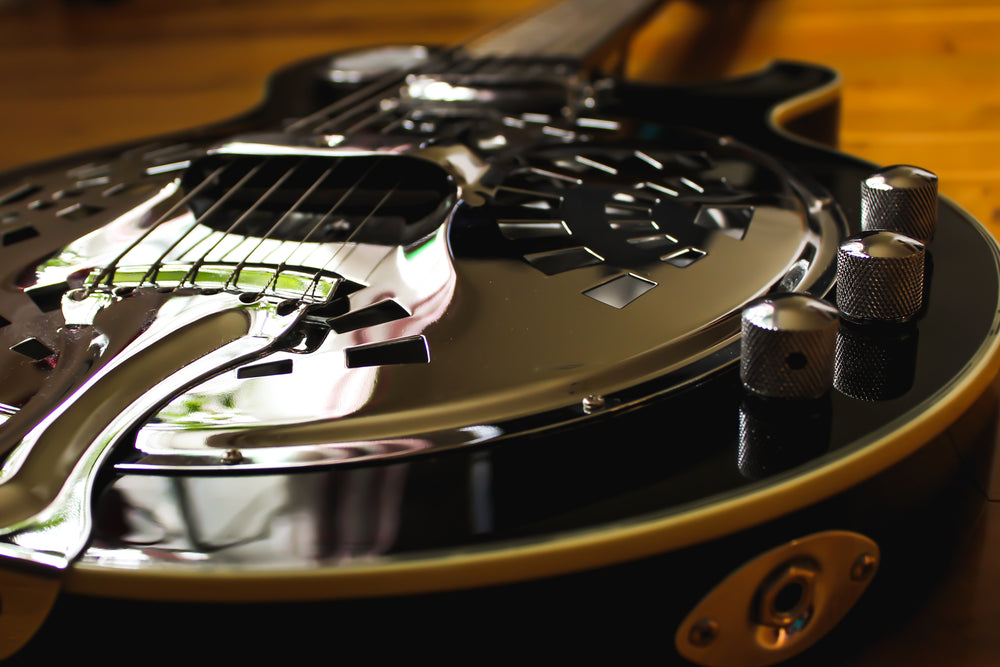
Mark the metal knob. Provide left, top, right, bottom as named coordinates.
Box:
left=738, top=397, right=830, bottom=480
left=836, top=231, right=926, bottom=323
left=834, top=322, right=918, bottom=401
left=861, top=165, right=938, bottom=242
left=740, top=294, right=839, bottom=399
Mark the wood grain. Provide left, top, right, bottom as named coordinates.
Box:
left=1, top=0, right=998, bottom=229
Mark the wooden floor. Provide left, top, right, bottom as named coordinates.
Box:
left=1, top=0, right=999, bottom=664
left=0, top=0, right=998, bottom=228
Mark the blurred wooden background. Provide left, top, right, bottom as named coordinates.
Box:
left=0, top=0, right=999, bottom=664
left=0, top=0, right=998, bottom=229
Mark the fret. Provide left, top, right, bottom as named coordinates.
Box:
left=463, top=0, right=665, bottom=64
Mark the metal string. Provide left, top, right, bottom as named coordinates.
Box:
left=307, top=182, right=399, bottom=301
left=223, top=161, right=340, bottom=290
left=136, top=160, right=271, bottom=286
left=88, top=163, right=230, bottom=291
left=284, top=48, right=459, bottom=134
left=180, top=159, right=304, bottom=286
left=94, top=1, right=647, bottom=295
left=261, top=158, right=384, bottom=296
left=84, top=51, right=447, bottom=289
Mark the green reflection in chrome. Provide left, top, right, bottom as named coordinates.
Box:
left=89, top=263, right=340, bottom=301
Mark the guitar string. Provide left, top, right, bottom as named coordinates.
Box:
left=284, top=48, right=461, bottom=134
left=311, top=95, right=395, bottom=135
left=187, top=46, right=452, bottom=292
left=97, top=3, right=631, bottom=295
left=180, top=159, right=304, bottom=287
left=118, top=116, right=385, bottom=295
left=84, top=47, right=456, bottom=288
left=285, top=0, right=599, bottom=136
left=108, top=50, right=493, bottom=290
left=270, top=25, right=590, bottom=261
left=223, top=162, right=338, bottom=292
left=377, top=112, right=412, bottom=135
left=281, top=17, right=542, bottom=135
left=109, top=15, right=551, bottom=271
left=261, top=158, right=383, bottom=296
left=292, top=160, right=391, bottom=299
left=255, top=158, right=347, bottom=267
left=124, top=55, right=448, bottom=281
left=138, top=160, right=271, bottom=287
left=215, top=163, right=316, bottom=267
left=260, top=23, right=599, bottom=285
left=321, top=54, right=508, bottom=135
left=307, top=182, right=400, bottom=302
left=87, top=163, right=231, bottom=292
left=220, top=48, right=512, bottom=295
left=190, top=156, right=392, bottom=300
left=341, top=106, right=399, bottom=136
left=170, top=221, right=221, bottom=265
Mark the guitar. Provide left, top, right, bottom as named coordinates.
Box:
left=0, top=0, right=998, bottom=663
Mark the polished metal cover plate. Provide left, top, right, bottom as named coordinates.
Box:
left=0, top=110, right=844, bottom=472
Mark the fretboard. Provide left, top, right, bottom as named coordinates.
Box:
left=462, top=0, right=666, bottom=63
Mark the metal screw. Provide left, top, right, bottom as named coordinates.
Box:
left=851, top=552, right=877, bottom=581
left=688, top=618, right=719, bottom=647
left=222, top=448, right=244, bottom=465
left=581, top=394, right=606, bottom=414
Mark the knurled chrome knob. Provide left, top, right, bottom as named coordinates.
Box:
left=738, top=398, right=830, bottom=480
left=834, top=323, right=918, bottom=401
left=861, top=165, right=938, bottom=242
left=836, top=231, right=926, bottom=323
left=740, top=294, right=839, bottom=399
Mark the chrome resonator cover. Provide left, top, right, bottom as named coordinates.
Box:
left=1, top=115, right=845, bottom=472
left=121, top=119, right=844, bottom=471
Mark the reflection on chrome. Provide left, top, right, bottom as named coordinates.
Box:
left=119, top=123, right=846, bottom=472
left=149, top=225, right=456, bottom=428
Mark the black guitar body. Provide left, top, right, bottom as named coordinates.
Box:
left=0, top=44, right=997, bottom=666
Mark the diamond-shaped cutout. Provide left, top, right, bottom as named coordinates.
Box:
left=10, top=337, right=54, bottom=360
left=2, top=225, right=39, bottom=246
left=524, top=246, right=603, bottom=275
left=583, top=273, right=656, bottom=309
left=661, top=247, right=707, bottom=268
left=693, top=205, right=754, bottom=240
left=0, top=184, right=40, bottom=206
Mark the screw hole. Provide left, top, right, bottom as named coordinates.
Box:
left=785, top=352, right=807, bottom=370
left=276, top=299, right=299, bottom=316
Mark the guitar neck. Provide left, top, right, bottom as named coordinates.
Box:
left=461, top=0, right=666, bottom=65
